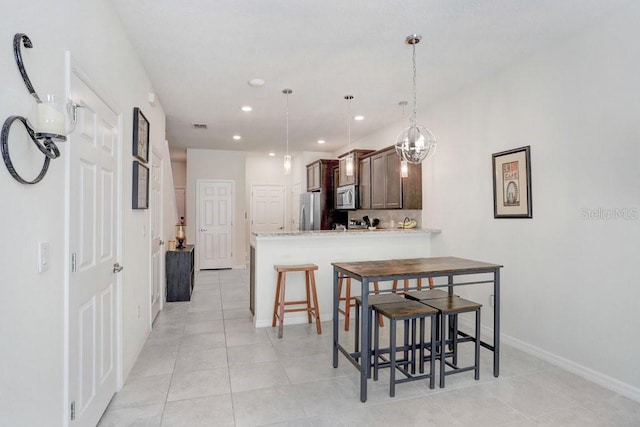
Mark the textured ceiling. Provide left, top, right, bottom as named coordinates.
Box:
left=108, top=0, right=630, bottom=157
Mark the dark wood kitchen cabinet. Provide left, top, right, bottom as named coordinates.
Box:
left=338, top=149, right=374, bottom=186
left=306, top=159, right=337, bottom=192
left=359, top=156, right=371, bottom=209
left=166, top=245, right=195, bottom=302
left=369, top=146, right=422, bottom=209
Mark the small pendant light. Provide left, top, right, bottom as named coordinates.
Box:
left=395, top=34, right=437, bottom=165
left=345, top=95, right=354, bottom=176
left=283, top=88, right=292, bottom=175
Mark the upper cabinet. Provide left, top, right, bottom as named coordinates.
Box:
left=338, top=149, right=374, bottom=187
left=306, top=159, right=339, bottom=192
left=359, top=156, right=371, bottom=209
left=367, top=146, right=422, bottom=210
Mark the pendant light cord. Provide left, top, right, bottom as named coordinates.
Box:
left=411, top=41, right=417, bottom=128
left=286, top=91, right=289, bottom=156
left=347, top=97, right=351, bottom=150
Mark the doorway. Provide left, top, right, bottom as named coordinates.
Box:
left=67, top=65, right=121, bottom=426
left=197, top=180, right=235, bottom=269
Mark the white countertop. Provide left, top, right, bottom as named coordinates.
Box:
left=252, top=228, right=441, bottom=239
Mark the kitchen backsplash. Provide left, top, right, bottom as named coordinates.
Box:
left=348, top=210, right=422, bottom=229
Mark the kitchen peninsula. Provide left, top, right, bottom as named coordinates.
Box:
left=249, top=228, right=439, bottom=327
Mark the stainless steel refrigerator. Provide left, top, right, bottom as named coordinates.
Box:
left=299, top=192, right=321, bottom=230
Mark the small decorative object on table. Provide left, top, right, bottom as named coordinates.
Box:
left=175, top=223, right=186, bottom=249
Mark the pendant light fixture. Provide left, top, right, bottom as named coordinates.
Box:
left=283, top=88, right=292, bottom=175
left=344, top=95, right=354, bottom=177
left=395, top=34, right=437, bottom=165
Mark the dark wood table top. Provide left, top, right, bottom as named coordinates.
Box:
left=331, top=256, right=502, bottom=280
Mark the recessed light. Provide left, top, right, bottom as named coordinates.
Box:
left=241, top=106, right=253, bottom=112
left=248, top=78, right=265, bottom=87
left=354, top=115, right=364, bottom=121
left=317, top=139, right=325, bottom=144
left=233, top=135, right=241, bottom=140
left=268, top=152, right=275, bottom=157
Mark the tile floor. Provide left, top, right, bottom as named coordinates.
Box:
left=98, top=268, right=640, bottom=426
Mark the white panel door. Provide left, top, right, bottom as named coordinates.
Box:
left=68, top=72, right=119, bottom=426
left=150, top=150, right=163, bottom=320
left=291, top=183, right=302, bottom=232
left=251, top=184, right=285, bottom=233
left=198, top=180, right=234, bottom=269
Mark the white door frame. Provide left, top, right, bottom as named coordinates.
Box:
left=150, top=147, right=164, bottom=322
left=63, top=53, right=124, bottom=426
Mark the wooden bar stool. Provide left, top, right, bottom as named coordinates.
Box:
left=338, top=274, right=382, bottom=331
left=392, top=277, right=434, bottom=294
left=372, top=300, right=438, bottom=397
left=422, top=296, right=482, bottom=388
left=272, top=264, right=321, bottom=339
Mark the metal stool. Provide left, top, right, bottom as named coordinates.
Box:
left=422, top=296, right=481, bottom=388
left=338, top=274, right=381, bottom=331
left=353, top=293, right=404, bottom=367
left=272, top=264, right=321, bottom=339
left=372, top=300, right=438, bottom=397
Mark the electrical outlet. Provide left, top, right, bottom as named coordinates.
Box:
left=137, top=305, right=141, bottom=318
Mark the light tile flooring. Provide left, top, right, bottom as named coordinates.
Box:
left=99, top=269, right=640, bottom=426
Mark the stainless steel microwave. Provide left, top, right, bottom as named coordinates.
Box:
left=336, top=184, right=358, bottom=210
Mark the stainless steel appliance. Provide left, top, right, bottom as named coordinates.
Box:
left=299, top=192, right=321, bottom=230
left=336, top=184, right=358, bottom=210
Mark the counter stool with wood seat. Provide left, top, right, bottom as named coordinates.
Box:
left=392, top=277, right=434, bottom=294
left=338, top=274, right=382, bottom=331
left=372, top=299, right=438, bottom=396
left=272, top=264, right=321, bottom=339
left=422, top=296, right=482, bottom=388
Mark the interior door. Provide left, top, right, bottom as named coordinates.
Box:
left=150, top=150, right=163, bottom=320
left=198, top=180, right=234, bottom=269
left=251, top=184, right=285, bottom=233
left=291, top=183, right=301, bottom=231
left=68, top=71, right=120, bottom=426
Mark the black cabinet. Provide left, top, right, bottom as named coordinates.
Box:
left=166, top=245, right=195, bottom=302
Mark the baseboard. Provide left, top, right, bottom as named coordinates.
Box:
left=457, top=318, right=640, bottom=403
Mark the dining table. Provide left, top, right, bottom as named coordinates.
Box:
left=331, top=256, right=503, bottom=402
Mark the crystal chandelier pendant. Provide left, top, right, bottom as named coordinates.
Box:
left=396, top=125, right=437, bottom=164
left=395, top=34, right=437, bottom=165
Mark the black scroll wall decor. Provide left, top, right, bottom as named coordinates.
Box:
left=1, top=33, right=77, bottom=184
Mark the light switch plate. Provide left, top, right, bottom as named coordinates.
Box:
left=38, top=241, right=50, bottom=273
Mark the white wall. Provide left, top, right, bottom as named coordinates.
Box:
left=186, top=149, right=247, bottom=268
left=362, top=5, right=640, bottom=399
left=0, top=1, right=169, bottom=425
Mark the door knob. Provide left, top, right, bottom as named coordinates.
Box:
left=113, top=263, right=124, bottom=273
left=159, top=240, right=165, bottom=245
left=200, top=228, right=208, bottom=232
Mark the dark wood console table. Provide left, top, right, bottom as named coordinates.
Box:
left=166, top=245, right=195, bottom=302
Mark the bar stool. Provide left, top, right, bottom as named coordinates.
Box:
left=338, top=274, right=382, bottom=331
left=392, top=277, right=434, bottom=294
left=353, top=293, right=405, bottom=365
left=372, top=300, right=438, bottom=397
left=422, top=296, right=481, bottom=388
left=272, top=264, right=321, bottom=339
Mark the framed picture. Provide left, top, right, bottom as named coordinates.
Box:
left=492, top=146, right=532, bottom=218
left=132, top=161, right=149, bottom=209
left=132, top=107, right=149, bottom=163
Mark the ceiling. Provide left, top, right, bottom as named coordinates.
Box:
left=108, top=0, right=629, bottom=158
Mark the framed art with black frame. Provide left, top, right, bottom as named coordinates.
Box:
left=132, top=160, right=149, bottom=209
left=492, top=145, right=532, bottom=218
left=132, top=107, right=149, bottom=163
